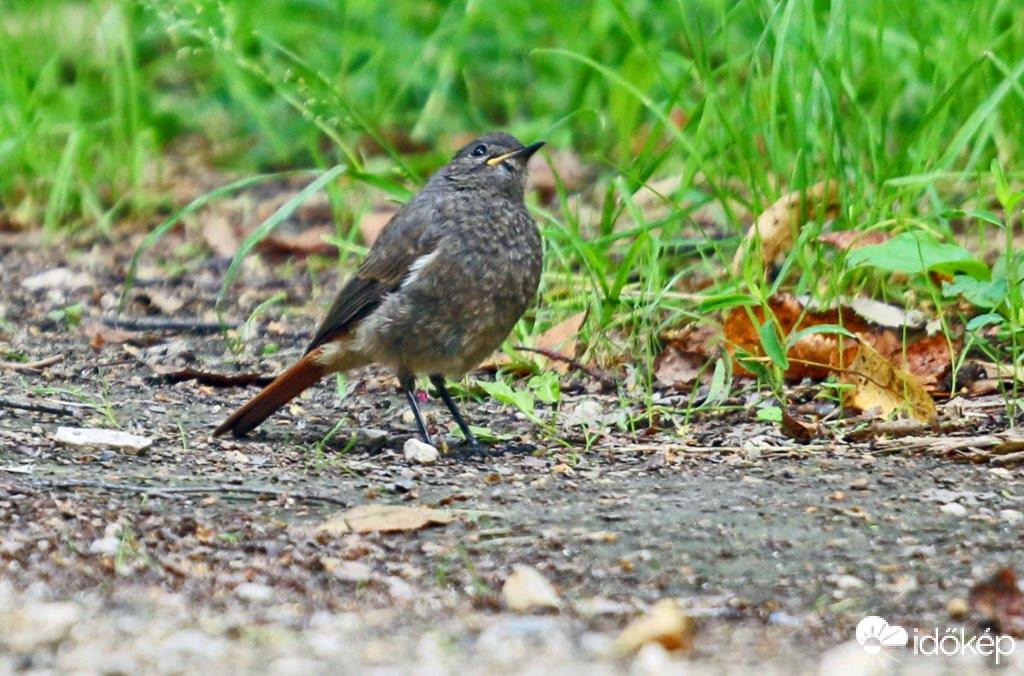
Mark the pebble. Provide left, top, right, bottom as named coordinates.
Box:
left=404, top=438, right=439, bottom=465
left=89, top=537, right=121, bottom=556
left=54, top=427, right=152, bottom=455
left=234, top=582, right=275, bottom=602
left=20, top=267, right=95, bottom=291
left=0, top=601, right=82, bottom=652
left=940, top=502, right=967, bottom=517
left=999, top=509, right=1024, bottom=525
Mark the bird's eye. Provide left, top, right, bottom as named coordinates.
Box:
left=470, top=144, right=488, bottom=157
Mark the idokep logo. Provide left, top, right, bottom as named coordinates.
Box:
left=855, top=615, right=1017, bottom=665
left=856, top=616, right=909, bottom=655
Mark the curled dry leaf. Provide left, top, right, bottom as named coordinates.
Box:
left=202, top=212, right=240, bottom=258
left=258, top=227, right=336, bottom=257
left=359, top=206, right=398, bottom=246
left=612, top=599, right=694, bottom=654
left=502, top=564, right=561, bottom=612
left=818, top=230, right=890, bottom=251
left=731, top=181, right=840, bottom=275
left=481, top=311, right=587, bottom=373
left=316, top=504, right=455, bottom=535
left=841, top=338, right=937, bottom=423
left=969, top=567, right=1024, bottom=637
left=723, top=295, right=954, bottom=392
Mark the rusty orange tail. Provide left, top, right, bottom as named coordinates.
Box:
left=213, top=354, right=327, bottom=438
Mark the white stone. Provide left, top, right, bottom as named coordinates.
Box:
left=502, top=564, right=561, bottom=611
left=404, top=438, right=439, bottom=465
left=940, top=502, right=967, bottom=517
left=233, top=582, right=274, bottom=602
left=1000, top=509, right=1024, bottom=525
left=54, top=427, right=152, bottom=455
left=89, top=537, right=120, bottom=556
left=21, top=267, right=94, bottom=291
left=0, top=601, right=82, bottom=652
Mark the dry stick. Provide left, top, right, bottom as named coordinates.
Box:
left=0, top=355, right=63, bottom=372
left=0, top=396, right=80, bottom=417
left=16, top=478, right=348, bottom=507
left=513, top=345, right=615, bottom=387
left=154, top=367, right=276, bottom=388
left=102, top=316, right=237, bottom=334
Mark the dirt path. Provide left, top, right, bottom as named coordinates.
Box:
left=1, top=231, right=1022, bottom=674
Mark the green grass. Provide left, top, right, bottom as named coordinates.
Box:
left=3, top=0, right=1023, bottom=413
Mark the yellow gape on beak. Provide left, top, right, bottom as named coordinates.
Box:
left=486, top=150, right=518, bottom=166
left=486, top=141, right=546, bottom=166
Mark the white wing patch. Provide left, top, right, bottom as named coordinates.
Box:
left=400, top=249, right=440, bottom=290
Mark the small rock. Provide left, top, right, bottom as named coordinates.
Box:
left=613, top=599, right=694, bottom=654
left=330, top=560, right=372, bottom=583
left=234, top=582, right=274, bottom=602
left=999, top=509, right=1024, bottom=525
left=404, top=438, right=439, bottom=465
left=54, top=427, right=152, bottom=455
left=849, top=477, right=870, bottom=490
left=356, top=428, right=388, bottom=449
left=88, top=537, right=120, bottom=556
left=834, top=575, right=864, bottom=590
left=940, top=502, right=967, bottom=517
left=21, top=267, right=94, bottom=291
left=948, top=597, right=969, bottom=619
left=502, top=564, right=561, bottom=612
left=0, top=601, right=82, bottom=652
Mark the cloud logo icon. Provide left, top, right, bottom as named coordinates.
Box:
left=856, top=616, right=909, bottom=655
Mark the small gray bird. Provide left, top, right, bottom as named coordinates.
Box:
left=214, top=132, right=545, bottom=447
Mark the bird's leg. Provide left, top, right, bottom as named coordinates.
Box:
left=429, top=374, right=480, bottom=448
left=400, top=374, right=432, bottom=445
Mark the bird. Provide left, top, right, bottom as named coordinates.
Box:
left=213, top=132, right=545, bottom=449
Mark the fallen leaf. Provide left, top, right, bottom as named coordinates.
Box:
left=613, top=599, right=694, bottom=654
left=653, top=344, right=709, bottom=388
left=902, top=334, right=959, bottom=392
left=258, top=227, right=335, bottom=257
left=818, top=230, right=890, bottom=251
left=317, top=504, right=455, bottom=535
left=359, top=206, right=397, bottom=246
left=138, top=289, right=185, bottom=315
left=731, top=181, right=840, bottom=275
left=202, top=212, right=239, bottom=258
left=969, top=567, right=1024, bottom=637
left=502, top=564, right=561, bottom=612
left=841, top=338, right=938, bottom=423
left=781, top=409, right=822, bottom=441
left=481, top=311, right=587, bottom=373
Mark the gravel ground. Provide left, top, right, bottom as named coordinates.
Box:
left=2, top=225, right=1023, bottom=674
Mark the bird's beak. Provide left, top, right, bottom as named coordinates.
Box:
left=486, top=141, right=546, bottom=166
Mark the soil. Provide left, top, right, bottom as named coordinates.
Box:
left=1, top=218, right=1023, bottom=674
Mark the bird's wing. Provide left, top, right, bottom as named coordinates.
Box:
left=304, top=198, right=441, bottom=353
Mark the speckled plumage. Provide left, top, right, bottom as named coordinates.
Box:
left=214, top=132, right=544, bottom=443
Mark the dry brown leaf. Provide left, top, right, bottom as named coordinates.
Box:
left=969, top=567, right=1024, bottom=637
left=841, top=338, right=937, bottom=423
left=653, top=345, right=708, bottom=388
left=202, top=212, right=239, bottom=258
left=502, top=564, right=561, bottom=612
left=724, top=295, right=862, bottom=379
left=781, top=409, right=823, bottom=441
left=612, top=599, right=694, bottom=654
left=258, top=227, right=335, bottom=257
left=818, top=230, right=890, bottom=251
left=902, top=334, right=959, bottom=392
left=731, top=181, right=840, bottom=275
left=316, top=504, right=455, bottom=535
left=359, top=206, right=397, bottom=246
left=482, top=311, right=587, bottom=373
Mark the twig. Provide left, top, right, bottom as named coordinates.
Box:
left=513, top=345, right=615, bottom=387
left=0, top=355, right=63, bottom=372
left=102, top=316, right=237, bottom=334
left=153, top=366, right=275, bottom=388
left=0, top=396, right=80, bottom=417
left=12, top=478, right=348, bottom=507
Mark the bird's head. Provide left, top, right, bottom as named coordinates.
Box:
left=442, top=132, right=545, bottom=197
